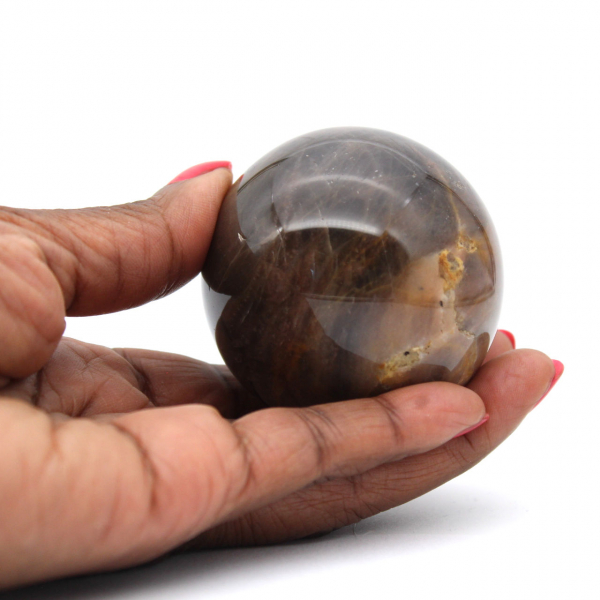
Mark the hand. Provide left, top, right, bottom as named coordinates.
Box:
left=0, top=163, right=560, bottom=590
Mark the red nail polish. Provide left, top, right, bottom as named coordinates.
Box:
left=498, top=329, right=515, bottom=349
left=452, top=413, right=489, bottom=439
left=534, top=360, right=564, bottom=408
left=168, top=161, right=232, bottom=184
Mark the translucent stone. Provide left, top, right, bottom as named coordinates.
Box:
left=202, top=127, right=502, bottom=407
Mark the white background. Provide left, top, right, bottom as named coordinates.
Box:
left=1, top=1, right=598, bottom=598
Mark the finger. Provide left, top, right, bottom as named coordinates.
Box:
left=482, top=329, right=515, bottom=365
left=0, top=165, right=232, bottom=317
left=94, top=381, right=485, bottom=554
left=189, top=349, right=557, bottom=547
left=194, top=382, right=485, bottom=527
left=0, top=166, right=231, bottom=379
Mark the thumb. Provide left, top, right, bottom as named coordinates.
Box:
left=0, top=161, right=232, bottom=378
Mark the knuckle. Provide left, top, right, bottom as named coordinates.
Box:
left=370, top=393, right=406, bottom=447
left=117, top=198, right=182, bottom=299
left=293, top=407, right=339, bottom=476
left=229, top=420, right=260, bottom=503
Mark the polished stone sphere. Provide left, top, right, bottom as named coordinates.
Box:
left=202, top=127, right=502, bottom=408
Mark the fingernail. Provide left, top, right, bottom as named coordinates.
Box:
left=452, top=413, right=490, bottom=438
left=168, top=161, right=232, bottom=184
left=534, top=360, right=564, bottom=408
left=498, top=329, right=515, bottom=349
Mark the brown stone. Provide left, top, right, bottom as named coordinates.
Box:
left=202, top=127, right=502, bottom=407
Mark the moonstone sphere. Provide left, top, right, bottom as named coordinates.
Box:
left=202, top=127, right=502, bottom=408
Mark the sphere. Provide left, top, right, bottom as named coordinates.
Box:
left=202, top=127, right=502, bottom=408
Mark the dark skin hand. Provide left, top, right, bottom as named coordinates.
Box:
left=0, top=166, right=559, bottom=589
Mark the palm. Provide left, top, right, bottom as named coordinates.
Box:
left=3, top=338, right=245, bottom=418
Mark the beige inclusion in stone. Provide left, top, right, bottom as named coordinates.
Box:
left=377, top=235, right=479, bottom=388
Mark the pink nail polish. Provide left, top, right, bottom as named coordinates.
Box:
left=534, top=360, right=564, bottom=408
left=498, top=329, right=516, bottom=349
left=452, top=413, right=490, bottom=439
left=168, top=161, right=232, bottom=184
